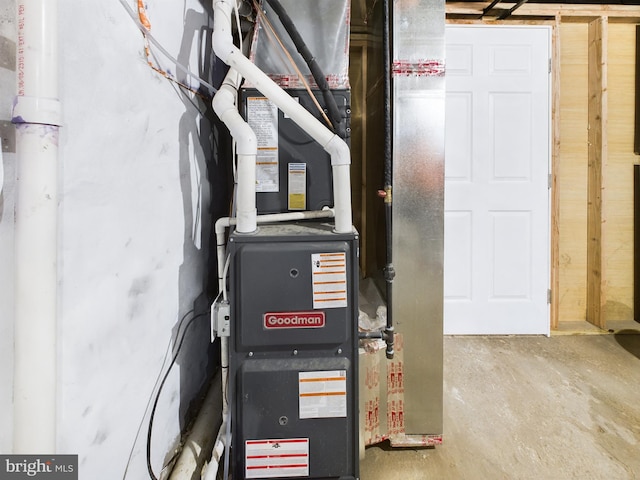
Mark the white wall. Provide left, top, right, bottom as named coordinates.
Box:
left=1, top=1, right=224, bottom=478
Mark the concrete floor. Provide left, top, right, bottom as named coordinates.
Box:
left=361, top=330, right=640, bottom=479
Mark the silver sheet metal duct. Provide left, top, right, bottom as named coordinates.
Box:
left=391, top=0, right=445, bottom=437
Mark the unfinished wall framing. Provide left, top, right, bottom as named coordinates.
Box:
left=447, top=4, right=640, bottom=330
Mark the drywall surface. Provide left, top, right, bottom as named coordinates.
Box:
left=0, top=0, right=224, bottom=477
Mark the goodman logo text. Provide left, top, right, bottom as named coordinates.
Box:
left=1, top=455, right=77, bottom=480
left=264, top=311, right=325, bottom=329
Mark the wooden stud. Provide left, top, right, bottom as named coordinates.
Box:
left=550, top=15, right=562, bottom=330
left=586, top=16, right=608, bottom=330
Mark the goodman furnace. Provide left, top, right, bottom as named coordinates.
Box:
left=228, top=222, right=359, bottom=479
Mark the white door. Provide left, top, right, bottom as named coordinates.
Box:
left=444, top=25, right=551, bottom=335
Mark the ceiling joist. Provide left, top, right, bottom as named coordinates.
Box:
left=447, top=2, right=640, bottom=18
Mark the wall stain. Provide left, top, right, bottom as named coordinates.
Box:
left=92, top=430, right=108, bottom=446
left=0, top=35, right=15, bottom=71
left=128, top=276, right=152, bottom=319
left=1, top=120, right=16, bottom=153
left=129, top=276, right=151, bottom=297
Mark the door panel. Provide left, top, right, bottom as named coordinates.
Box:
left=444, top=26, right=551, bottom=335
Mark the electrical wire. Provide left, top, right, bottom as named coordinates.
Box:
left=121, top=308, right=194, bottom=480
left=118, top=0, right=218, bottom=97
left=146, top=311, right=208, bottom=480
left=222, top=254, right=231, bottom=302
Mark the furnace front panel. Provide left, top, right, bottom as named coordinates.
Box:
left=228, top=222, right=359, bottom=479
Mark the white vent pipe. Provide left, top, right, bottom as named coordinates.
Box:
left=212, top=69, right=258, bottom=233
left=212, top=0, right=353, bottom=234
left=11, top=0, right=61, bottom=453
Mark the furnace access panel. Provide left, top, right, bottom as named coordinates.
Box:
left=240, top=88, right=351, bottom=215
left=228, top=222, right=359, bottom=479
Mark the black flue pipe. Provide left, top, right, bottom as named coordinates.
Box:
left=263, top=0, right=343, bottom=130
left=382, top=0, right=395, bottom=359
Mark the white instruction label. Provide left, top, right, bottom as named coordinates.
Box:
left=288, top=163, right=306, bottom=210
left=311, top=252, right=348, bottom=309
left=245, top=438, right=309, bottom=478
left=247, top=97, right=279, bottom=193
left=299, top=370, right=347, bottom=419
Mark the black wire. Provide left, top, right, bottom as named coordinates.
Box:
left=122, top=308, right=195, bottom=480
left=146, top=312, right=207, bottom=480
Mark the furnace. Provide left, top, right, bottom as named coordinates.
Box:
left=228, top=222, right=359, bottom=478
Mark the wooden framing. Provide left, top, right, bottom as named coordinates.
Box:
left=550, top=15, right=561, bottom=330
left=447, top=2, right=640, bottom=19
left=636, top=25, right=640, bottom=155
left=586, top=16, right=608, bottom=329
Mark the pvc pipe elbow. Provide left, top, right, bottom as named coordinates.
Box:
left=324, top=135, right=351, bottom=167
left=231, top=121, right=257, bottom=156
left=212, top=87, right=257, bottom=156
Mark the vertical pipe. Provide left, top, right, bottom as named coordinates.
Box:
left=381, top=0, right=395, bottom=359
left=12, top=0, right=61, bottom=453
left=212, top=68, right=258, bottom=234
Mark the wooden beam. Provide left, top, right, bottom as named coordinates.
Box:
left=446, top=2, right=640, bottom=19
left=446, top=18, right=555, bottom=25
left=550, top=15, right=561, bottom=330
left=586, top=16, right=608, bottom=330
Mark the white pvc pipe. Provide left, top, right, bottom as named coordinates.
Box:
left=201, top=420, right=227, bottom=480
left=12, top=0, right=61, bottom=454
left=212, top=0, right=353, bottom=233
left=167, top=372, right=222, bottom=480
left=200, top=337, right=229, bottom=480
left=212, top=69, right=258, bottom=233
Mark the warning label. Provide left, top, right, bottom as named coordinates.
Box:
left=247, top=97, right=279, bottom=193
left=245, top=438, right=309, bottom=478
left=288, top=163, right=306, bottom=210
left=311, top=252, right=347, bottom=309
left=299, top=370, right=347, bottom=419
